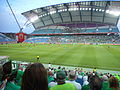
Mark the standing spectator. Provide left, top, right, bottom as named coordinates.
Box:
left=21, top=63, right=48, bottom=90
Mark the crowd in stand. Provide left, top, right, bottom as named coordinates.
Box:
left=25, top=35, right=120, bottom=44
left=49, top=35, right=120, bottom=44
left=0, top=61, right=120, bottom=90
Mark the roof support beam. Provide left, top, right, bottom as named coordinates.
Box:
left=102, top=1, right=110, bottom=23
left=41, top=8, right=54, bottom=24
left=64, top=4, right=72, bottom=22
left=78, top=3, right=82, bottom=22
left=53, top=6, right=64, bottom=23
left=49, top=15, right=55, bottom=24
left=39, top=17, right=45, bottom=26
left=90, top=1, right=94, bottom=22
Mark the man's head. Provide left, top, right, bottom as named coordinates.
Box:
left=68, top=71, right=76, bottom=80
left=56, top=70, right=66, bottom=84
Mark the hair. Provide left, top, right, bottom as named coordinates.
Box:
left=68, top=71, right=76, bottom=80
left=2, top=61, right=12, bottom=81
left=3, top=61, right=12, bottom=75
left=21, top=63, right=48, bottom=90
left=89, top=74, right=102, bottom=90
left=7, top=69, right=18, bottom=82
left=109, top=76, right=119, bottom=90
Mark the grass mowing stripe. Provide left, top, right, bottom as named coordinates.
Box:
left=79, top=45, right=98, bottom=68
left=95, top=46, right=120, bottom=70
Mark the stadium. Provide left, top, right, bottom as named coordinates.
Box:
left=0, top=1, right=120, bottom=90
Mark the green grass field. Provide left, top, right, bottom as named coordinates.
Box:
left=0, top=43, right=120, bottom=71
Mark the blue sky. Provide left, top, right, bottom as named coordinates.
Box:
left=0, top=0, right=120, bottom=34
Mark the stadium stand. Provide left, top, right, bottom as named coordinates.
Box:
left=22, top=1, right=120, bottom=45
left=1, top=33, right=16, bottom=40
left=24, top=34, right=120, bottom=44
left=0, top=33, right=16, bottom=44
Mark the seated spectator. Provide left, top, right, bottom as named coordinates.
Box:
left=108, top=76, right=120, bottom=90
left=89, top=74, right=102, bottom=90
left=66, top=70, right=82, bottom=90
left=21, top=63, right=48, bottom=90
left=50, top=70, right=76, bottom=90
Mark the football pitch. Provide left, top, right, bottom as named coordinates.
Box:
left=0, top=43, right=120, bottom=71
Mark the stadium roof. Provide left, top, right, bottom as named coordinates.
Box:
left=22, top=1, right=120, bottom=30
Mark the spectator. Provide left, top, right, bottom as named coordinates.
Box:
left=21, top=63, right=48, bottom=90
left=4, top=69, right=20, bottom=90
left=102, top=75, right=109, bottom=90
left=0, top=65, right=3, bottom=81
left=82, top=76, right=89, bottom=86
left=48, top=71, right=54, bottom=84
left=89, top=74, right=102, bottom=90
left=50, top=70, right=76, bottom=90
left=108, top=76, right=119, bottom=90
left=66, top=70, right=82, bottom=90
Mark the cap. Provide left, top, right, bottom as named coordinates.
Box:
left=56, top=71, right=66, bottom=80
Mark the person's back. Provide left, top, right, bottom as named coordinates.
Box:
left=107, top=76, right=120, bottom=90
left=50, top=70, right=77, bottom=90
left=4, top=69, right=20, bottom=90
left=89, top=74, right=102, bottom=90
left=50, top=83, right=76, bottom=90
left=66, top=71, right=81, bottom=90
left=21, top=63, right=48, bottom=90
left=102, top=75, right=109, bottom=90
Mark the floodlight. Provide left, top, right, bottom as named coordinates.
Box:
left=85, top=8, right=88, bottom=10
left=93, top=8, right=95, bottom=11
left=96, top=9, right=98, bottom=11
left=64, top=9, right=67, bottom=11
left=89, top=8, right=91, bottom=10
left=74, top=7, right=78, bottom=11
left=82, top=8, right=85, bottom=10
left=102, top=10, right=105, bottom=12
left=99, top=9, right=102, bottom=11
left=80, top=8, right=82, bottom=10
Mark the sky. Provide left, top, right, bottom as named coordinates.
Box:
left=0, top=0, right=120, bottom=34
